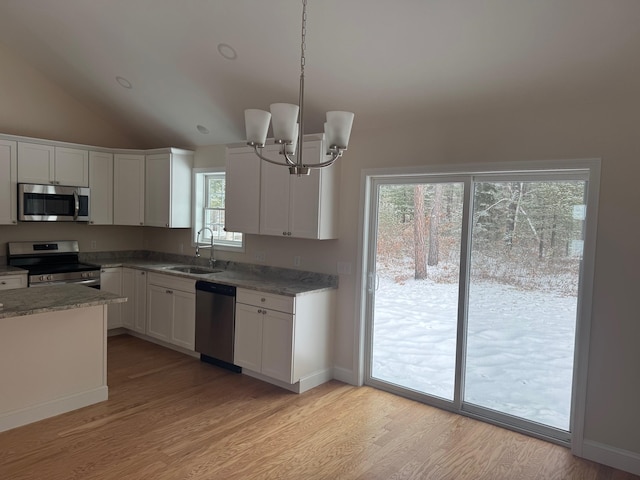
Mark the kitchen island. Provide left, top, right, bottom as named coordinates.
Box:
left=0, top=285, right=126, bottom=432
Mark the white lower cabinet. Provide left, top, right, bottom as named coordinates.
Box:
left=0, top=274, right=27, bottom=290
left=121, top=268, right=147, bottom=334
left=146, top=273, right=196, bottom=351
left=100, top=268, right=122, bottom=329
left=234, top=288, right=335, bottom=390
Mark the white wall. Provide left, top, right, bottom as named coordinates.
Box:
left=0, top=42, right=138, bottom=148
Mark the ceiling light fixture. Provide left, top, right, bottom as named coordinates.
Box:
left=217, top=43, right=237, bottom=60
left=243, top=0, right=354, bottom=175
left=115, top=76, right=132, bottom=89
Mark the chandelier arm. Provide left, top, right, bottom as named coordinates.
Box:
left=252, top=146, right=294, bottom=167
left=282, top=149, right=298, bottom=167
left=302, top=150, right=342, bottom=169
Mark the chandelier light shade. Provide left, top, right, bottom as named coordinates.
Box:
left=243, top=0, right=354, bottom=175
left=325, top=111, right=355, bottom=149
left=245, top=109, right=271, bottom=146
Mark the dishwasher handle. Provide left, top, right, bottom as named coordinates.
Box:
left=195, top=280, right=236, bottom=297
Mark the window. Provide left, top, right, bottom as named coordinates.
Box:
left=192, top=168, right=243, bottom=250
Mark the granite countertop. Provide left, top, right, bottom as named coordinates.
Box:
left=0, top=266, right=28, bottom=276
left=0, top=284, right=127, bottom=319
left=95, top=259, right=337, bottom=297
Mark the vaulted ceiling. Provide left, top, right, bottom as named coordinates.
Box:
left=1, top=0, right=639, bottom=149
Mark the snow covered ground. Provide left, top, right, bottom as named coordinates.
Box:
left=371, top=276, right=577, bottom=431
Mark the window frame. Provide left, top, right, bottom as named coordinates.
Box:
left=192, top=167, right=245, bottom=252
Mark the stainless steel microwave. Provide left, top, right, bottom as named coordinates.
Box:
left=18, top=183, right=90, bottom=222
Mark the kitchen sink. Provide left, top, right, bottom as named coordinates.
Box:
left=164, top=266, right=223, bottom=275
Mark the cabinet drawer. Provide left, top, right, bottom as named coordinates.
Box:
left=0, top=274, right=27, bottom=290
left=147, top=272, right=195, bottom=293
left=237, top=288, right=294, bottom=314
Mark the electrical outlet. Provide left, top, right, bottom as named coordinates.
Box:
left=254, top=251, right=266, bottom=262
left=337, top=261, right=352, bottom=275
left=293, top=255, right=301, bottom=267
left=90, top=240, right=97, bottom=250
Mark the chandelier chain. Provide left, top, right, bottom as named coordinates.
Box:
left=301, top=0, right=307, bottom=75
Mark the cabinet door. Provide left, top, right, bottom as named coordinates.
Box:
left=144, top=153, right=171, bottom=227
left=288, top=142, right=324, bottom=239
left=114, top=154, right=145, bottom=226
left=261, top=309, right=294, bottom=383
left=0, top=140, right=17, bottom=225
left=88, top=151, right=114, bottom=225
left=234, top=303, right=263, bottom=372
left=122, top=269, right=147, bottom=333
left=101, top=268, right=122, bottom=329
left=121, top=268, right=136, bottom=330
left=147, top=284, right=173, bottom=342
left=225, top=147, right=261, bottom=234
left=134, top=270, right=148, bottom=334
left=17, top=142, right=54, bottom=184
left=171, top=290, right=195, bottom=350
left=54, top=147, right=89, bottom=186
left=259, top=149, right=291, bottom=237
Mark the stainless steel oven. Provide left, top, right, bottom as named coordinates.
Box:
left=7, top=241, right=100, bottom=288
left=18, top=183, right=90, bottom=222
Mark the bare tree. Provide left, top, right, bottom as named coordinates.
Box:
left=413, top=185, right=428, bottom=279
left=428, top=184, right=443, bottom=266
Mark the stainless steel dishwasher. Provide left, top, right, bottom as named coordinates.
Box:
left=195, top=281, right=241, bottom=372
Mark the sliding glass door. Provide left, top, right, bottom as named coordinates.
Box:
left=370, top=180, right=465, bottom=401
left=365, top=170, right=590, bottom=442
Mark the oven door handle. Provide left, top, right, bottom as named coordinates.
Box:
left=30, top=278, right=101, bottom=288
left=73, top=190, right=80, bottom=220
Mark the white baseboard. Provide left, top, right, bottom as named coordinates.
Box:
left=0, top=386, right=108, bottom=433
left=299, top=369, right=334, bottom=393
left=333, top=366, right=358, bottom=385
left=119, top=330, right=200, bottom=358
left=241, top=368, right=333, bottom=394
left=581, top=440, right=640, bottom=476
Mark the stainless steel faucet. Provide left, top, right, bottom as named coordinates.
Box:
left=196, top=227, right=215, bottom=268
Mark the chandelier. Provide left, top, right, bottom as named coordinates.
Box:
left=244, top=0, right=354, bottom=176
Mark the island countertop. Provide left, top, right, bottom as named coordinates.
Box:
left=0, top=284, right=127, bottom=319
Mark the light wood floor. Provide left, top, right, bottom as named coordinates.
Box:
left=0, top=335, right=637, bottom=480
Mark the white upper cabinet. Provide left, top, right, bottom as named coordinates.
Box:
left=145, top=150, right=193, bottom=228
left=17, top=142, right=89, bottom=187
left=17, top=142, right=54, bottom=185
left=225, top=137, right=340, bottom=239
left=225, top=146, right=261, bottom=234
left=260, top=140, right=340, bottom=239
left=0, top=140, right=18, bottom=225
left=54, top=147, right=89, bottom=186
left=113, top=153, right=145, bottom=226
left=88, top=151, right=114, bottom=225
